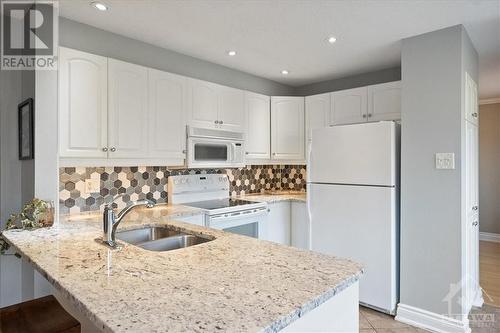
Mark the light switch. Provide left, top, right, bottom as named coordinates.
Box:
left=85, top=178, right=100, bottom=194
left=435, top=153, right=455, bottom=170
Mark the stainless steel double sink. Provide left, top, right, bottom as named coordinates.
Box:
left=116, top=226, right=211, bottom=252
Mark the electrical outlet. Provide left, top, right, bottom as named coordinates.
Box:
left=85, top=178, right=100, bottom=194
left=435, top=153, right=455, bottom=170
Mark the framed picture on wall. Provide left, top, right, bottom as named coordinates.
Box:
left=18, top=98, right=34, bottom=160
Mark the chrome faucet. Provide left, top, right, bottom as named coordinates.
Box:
left=102, top=197, right=155, bottom=247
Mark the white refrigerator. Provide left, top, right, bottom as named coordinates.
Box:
left=307, top=121, right=399, bottom=314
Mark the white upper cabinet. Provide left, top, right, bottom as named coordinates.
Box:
left=189, top=79, right=245, bottom=132
left=218, top=85, right=245, bottom=132
left=59, top=47, right=108, bottom=158
left=465, top=73, right=479, bottom=125
left=329, top=82, right=401, bottom=125
left=305, top=93, right=331, bottom=141
left=245, top=92, right=271, bottom=159
left=330, top=87, right=367, bottom=125
left=367, top=81, right=401, bottom=121
left=108, top=59, right=149, bottom=158
left=148, top=69, right=187, bottom=160
left=271, top=97, right=305, bottom=161
left=190, top=79, right=219, bottom=128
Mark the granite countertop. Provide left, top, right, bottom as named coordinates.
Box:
left=3, top=201, right=362, bottom=333
left=236, top=191, right=307, bottom=203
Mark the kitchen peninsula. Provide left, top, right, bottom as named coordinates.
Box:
left=3, top=205, right=362, bottom=333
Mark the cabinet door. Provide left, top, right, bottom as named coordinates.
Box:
left=291, top=201, right=310, bottom=250
left=245, top=92, right=270, bottom=159
left=108, top=59, right=149, bottom=158
left=367, top=81, right=401, bottom=122
left=330, top=87, right=367, bottom=125
left=262, top=202, right=290, bottom=245
left=305, top=93, right=331, bottom=141
left=189, top=79, right=219, bottom=129
left=465, top=73, right=479, bottom=125
left=148, top=69, right=187, bottom=161
left=271, top=97, right=305, bottom=161
left=218, top=86, right=245, bottom=132
left=465, top=120, right=479, bottom=310
left=59, top=47, right=108, bottom=158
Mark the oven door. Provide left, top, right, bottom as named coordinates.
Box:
left=209, top=208, right=268, bottom=238
left=187, top=137, right=244, bottom=168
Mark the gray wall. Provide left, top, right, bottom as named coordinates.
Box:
left=400, top=25, right=477, bottom=317
left=294, top=67, right=401, bottom=96
left=59, top=17, right=294, bottom=96
left=479, top=103, right=500, bottom=235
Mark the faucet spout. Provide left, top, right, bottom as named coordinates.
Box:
left=102, top=198, right=155, bottom=247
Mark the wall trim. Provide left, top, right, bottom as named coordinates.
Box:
left=479, top=98, right=500, bottom=105
left=479, top=232, right=500, bottom=243
left=396, top=303, right=470, bottom=333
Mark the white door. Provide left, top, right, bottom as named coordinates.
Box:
left=309, top=122, right=396, bottom=186
left=189, top=79, right=219, bottom=129
left=465, top=120, right=479, bottom=310
left=309, top=183, right=398, bottom=313
left=305, top=93, right=331, bottom=141
left=148, top=68, right=187, bottom=162
left=59, top=47, right=108, bottom=158
left=331, top=87, right=367, bottom=125
left=218, top=86, right=245, bottom=132
left=271, top=97, right=305, bottom=161
left=367, top=81, right=401, bottom=122
left=108, top=59, right=149, bottom=158
left=245, top=92, right=270, bottom=159
left=465, top=73, right=479, bottom=125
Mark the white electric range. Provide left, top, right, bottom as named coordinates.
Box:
left=167, top=174, right=268, bottom=238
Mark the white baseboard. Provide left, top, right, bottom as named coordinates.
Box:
left=396, top=303, right=470, bottom=333
left=479, top=232, right=500, bottom=243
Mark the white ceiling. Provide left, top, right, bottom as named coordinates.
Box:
left=59, top=0, right=500, bottom=99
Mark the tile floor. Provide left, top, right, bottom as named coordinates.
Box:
left=359, top=306, right=428, bottom=332
left=360, top=303, right=500, bottom=333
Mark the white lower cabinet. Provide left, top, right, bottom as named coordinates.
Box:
left=262, top=202, right=291, bottom=245
left=261, top=200, right=309, bottom=248
left=291, top=201, right=310, bottom=250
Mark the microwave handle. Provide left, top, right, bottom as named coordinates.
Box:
left=230, top=143, right=236, bottom=162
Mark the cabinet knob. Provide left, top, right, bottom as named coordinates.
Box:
left=368, top=113, right=372, bottom=118
left=214, top=120, right=219, bottom=124
left=362, top=114, right=367, bottom=118
left=110, top=147, right=116, bottom=152
left=102, top=147, right=108, bottom=152
left=182, top=150, right=186, bottom=154
left=272, top=153, right=276, bottom=156
left=472, top=206, right=478, bottom=211
left=472, top=221, right=478, bottom=226
left=245, top=152, right=249, bottom=155
left=472, top=113, right=478, bottom=118
left=219, top=120, right=224, bottom=124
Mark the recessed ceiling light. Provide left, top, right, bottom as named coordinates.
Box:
left=227, top=50, right=237, bottom=56
left=281, top=70, right=289, bottom=75
left=91, top=2, right=108, bottom=11
left=327, top=36, right=337, bottom=44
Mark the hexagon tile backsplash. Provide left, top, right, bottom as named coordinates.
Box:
left=59, top=165, right=307, bottom=214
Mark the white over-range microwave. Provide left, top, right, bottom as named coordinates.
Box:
left=186, top=126, right=245, bottom=168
